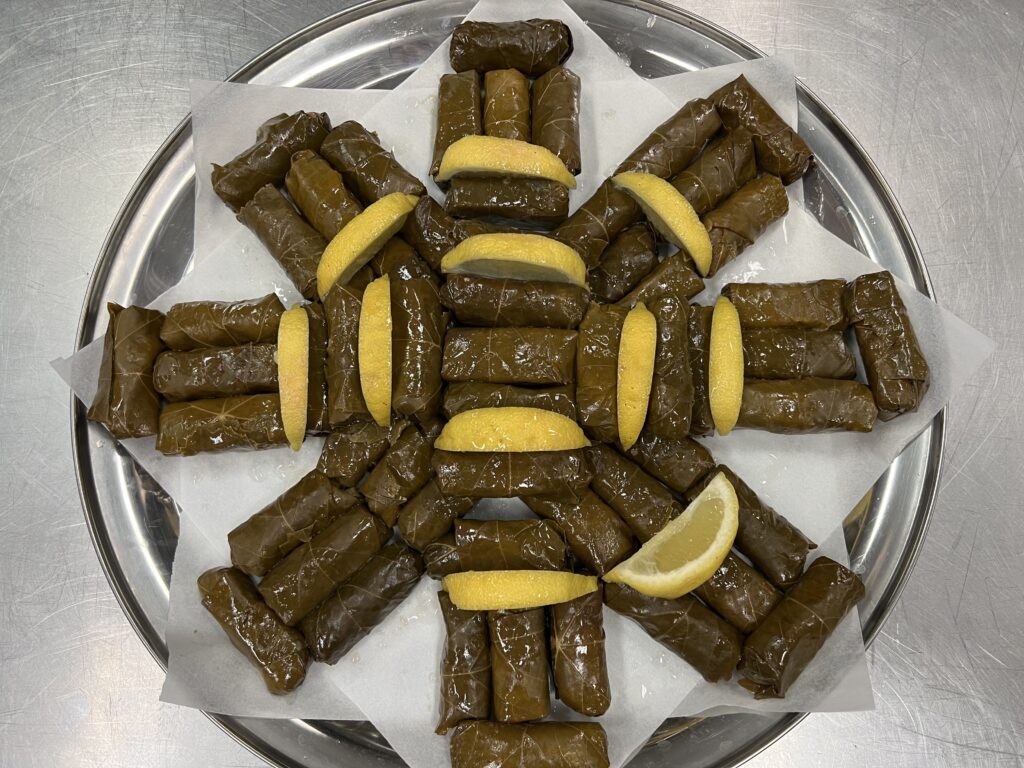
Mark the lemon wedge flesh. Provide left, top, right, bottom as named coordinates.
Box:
left=437, top=135, right=576, bottom=188
left=441, top=233, right=587, bottom=287
left=358, top=274, right=392, bottom=427
left=444, top=570, right=598, bottom=611
left=709, top=296, right=744, bottom=436
left=604, top=471, right=738, bottom=599
left=616, top=302, right=657, bottom=451
left=277, top=306, right=310, bottom=451
left=317, top=193, right=419, bottom=299
left=434, top=407, right=590, bottom=453
left=612, top=171, right=712, bottom=276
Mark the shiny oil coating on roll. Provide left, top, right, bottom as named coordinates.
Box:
left=740, top=556, right=864, bottom=698
left=237, top=184, right=325, bottom=299
left=441, top=275, right=588, bottom=329
left=647, top=296, right=694, bottom=438
left=299, top=543, right=424, bottom=664
left=604, top=583, right=742, bottom=682
left=488, top=608, right=550, bottom=722
left=615, top=97, right=722, bottom=178
left=160, top=294, right=284, bottom=350
left=670, top=127, right=757, bottom=216
left=550, top=178, right=641, bottom=267
left=689, top=465, right=815, bottom=589
left=711, top=74, right=814, bottom=185
left=449, top=721, right=610, bottom=768
left=625, top=431, right=715, bottom=494
left=449, top=19, right=573, bottom=76
left=323, top=282, right=368, bottom=425
left=257, top=506, right=389, bottom=626
left=524, top=492, right=635, bottom=577
left=742, top=328, right=856, bottom=379
left=88, top=303, right=165, bottom=439
left=156, top=394, right=288, bottom=456
left=369, top=236, right=437, bottom=284
left=532, top=65, right=581, bottom=175
left=305, top=302, right=330, bottom=433
left=693, top=552, right=782, bottom=634
left=432, top=449, right=592, bottom=501
left=845, top=270, right=930, bottom=420
left=433, top=70, right=483, bottom=176
left=317, top=418, right=405, bottom=487
left=360, top=420, right=442, bottom=525
left=285, top=149, right=363, bottom=239
left=616, top=253, right=705, bottom=308
left=483, top=69, right=530, bottom=142
left=401, top=196, right=473, bottom=271
left=588, top=444, right=682, bottom=542
left=444, top=177, right=569, bottom=226
left=724, top=279, right=848, bottom=330
left=703, top=174, right=789, bottom=277
left=320, top=120, right=425, bottom=205
left=588, top=222, right=658, bottom=303
left=422, top=519, right=567, bottom=578
left=687, top=304, right=715, bottom=435
left=436, top=591, right=491, bottom=734
left=442, top=327, right=577, bottom=386
left=396, top=478, right=476, bottom=551
left=443, top=382, right=577, bottom=421
left=738, top=378, right=878, bottom=433
left=152, top=343, right=278, bottom=402
left=391, top=278, right=446, bottom=420
left=228, top=470, right=359, bottom=577
left=211, top=111, right=331, bottom=211
left=575, top=303, right=627, bottom=443
left=550, top=588, right=610, bottom=716
left=198, top=567, right=309, bottom=695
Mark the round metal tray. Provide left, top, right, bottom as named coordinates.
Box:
left=72, top=1, right=943, bottom=766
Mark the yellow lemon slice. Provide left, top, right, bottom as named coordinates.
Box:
left=317, top=192, right=419, bottom=299
left=709, top=296, right=744, bottom=436
left=436, top=135, right=576, bottom=188
left=444, top=570, right=598, bottom=611
left=604, top=471, right=738, bottom=598
left=441, top=233, right=587, bottom=287
left=612, top=171, right=713, bottom=276
left=617, top=302, right=657, bottom=451
left=434, top=407, right=590, bottom=452
left=358, top=274, right=392, bottom=427
left=276, top=306, right=309, bottom=451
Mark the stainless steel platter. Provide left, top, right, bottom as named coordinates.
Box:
left=71, top=0, right=943, bottom=766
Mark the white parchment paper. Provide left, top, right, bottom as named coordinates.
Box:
left=51, top=0, right=994, bottom=760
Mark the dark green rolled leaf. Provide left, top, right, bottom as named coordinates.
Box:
left=489, top=608, right=550, bottom=722
left=360, top=419, right=443, bottom=525
left=670, top=128, right=756, bottom=216
left=317, top=418, right=406, bottom=487
left=369, top=236, right=438, bottom=284
left=423, top=520, right=568, bottom=579
left=646, top=296, right=694, bottom=438
left=449, top=19, right=572, bottom=76
left=616, top=254, right=704, bottom=308
left=396, top=478, right=475, bottom=551
left=391, top=278, right=447, bottom=421
left=523, top=492, right=635, bottom=577
left=615, top=97, right=722, bottom=178
left=738, top=378, right=877, bottom=433
left=483, top=68, right=530, bottom=142
left=624, top=431, right=715, bottom=495
left=436, top=590, right=491, bottom=734
left=449, top=721, right=609, bottom=768
left=550, top=179, right=641, bottom=267
left=441, top=275, right=588, bottom=329
left=743, top=328, right=856, bottom=379
left=703, top=175, right=789, bottom=277
left=443, top=382, right=577, bottom=421
left=323, top=282, right=368, bottom=426
left=693, top=552, right=782, bottom=634
left=285, top=149, right=363, bottom=240
left=575, top=303, right=626, bottom=442
left=723, top=279, right=848, bottom=330
left=444, top=178, right=569, bottom=226
left=305, top=302, right=330, bottom=433
left=432, top=449, right=592, bottom=500
left=320, top=120, right=425, bottom=205
left=588, top=444, right=681, bottom=542
left=687, top=304, right=715, bottom=436
left=588, top=222, right=657, bottom=303
left=442, top=327, right=577, bottom=385
left=532, top=65, right=581, bottom=175
left=432, top=70, right=483, bottom=177
left=156, top=394, right=288, bottom=456
left=153, top=343, right=278, bottom=402
left=160, top=293, right=284, bottom=351
left=550, top=588, right=610, bottom=716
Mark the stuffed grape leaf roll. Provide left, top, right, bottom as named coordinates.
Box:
left=604, top=583, right=742, bottom=682
left=156, top=394, right=288, bottom=455
left=317, top=418, right=405, bottom=487
left=433, top=70, right=483, bottom=177
left=324, top=282, right=369, bottom=425
left=320, top=120, right=425, bottom=205
left=436, top=590, right=491, bottom=734
left=449, top=721, right=610, bottom=768
left=285, top=149, right=363, bottom=240
left=198, top=567, right=309, bottom=694
left=211, top=111, right=331, bottom=211
left=670, top=127, right=757, bottom=216
left=588, top=222, right=658, bottom=303
left=693, top=552, right=782, bottom=634
left=575, top=303, right=626, bottom=442
left=532, top=65, right=582, bottom=175
left=391, top=278, right=446, bottom=421
left=489, top=608, right=550, bottom=722
left=444, top=177, right=569, bottom=226
left=550, top=179, right=641, bottom=267
left=396, top=478, right=476, bottom=551
left=845, top=270, right=929, bottom=420
left=423, top=520, right=570, bottom=579
left=687, top=303, right=715, bottom=436
left=524, top=492, right=635, bottom=577
left=615, top=97, right=722, bottom=178
left=443, top=382, right=577, bottom=421
left=369, top=236, right=438, bottom=284
left=432, top=449, right=592, bottom=501
left=305, top=302, right=330, bottom=433
left=441, top=275, right=588, bottom=329
left=588, top=444, right=682, bottom=542
left=550, top=588, right=610, bottom=716
left=160, top=294, right=283, bottom=350
left=743, top=328, right=856, bottom=379
left=299, top=542, right=423, bottom=664
left=483, top=69, right=530, bottom=143
left=624, top=429, right=715, bottom=495
left=88, top=303, right=165, bottom=439
left=740, top=556, right=864, bottom=698
left=152, top=343, right=278, bottom=402
left=722, top=279, right=848, bottom=331
left=449, top=19, right=573, bottom=77
left=360, top=419, right=443, bottom=525
left=738, top=378, right=877, bottom=433
left=616, top=253, right=705, bottom=308
left=703, top=175, right=789, bottom=277
left=646, top=296, right=694, bottom=438
left=442, top=327, right=577, bottom=386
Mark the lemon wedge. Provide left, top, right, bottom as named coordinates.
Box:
left=604, top=471, right=738, bottom=598
left=317, top=192, right=419, bottom=299
left=434, top=407, right=590, bottom=453
left=441, top=233, right=587, bottom=287
left=277, top=306, right=309, bottom=451
left=444, top=570, right=598, bottom=611
left=709, top=296, right=744, bottom=436
left=617, top=302, right=657, bottom=451
left=436, top=135, right=576, bottom=188
left=358, top=274, right=392, bottom=427
left=612, top=171, right=713, bottom=276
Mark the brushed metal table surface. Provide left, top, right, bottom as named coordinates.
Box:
left=0, top=0, right=1020, bottom=766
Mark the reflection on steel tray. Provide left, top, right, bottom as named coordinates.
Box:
left=71, top=1, right=942, bottom=766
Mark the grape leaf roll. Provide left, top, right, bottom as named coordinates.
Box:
left=436, top=590, right=491, bottom=734
left=433, top=70, right=483, bottom=177
left=449, top=19, right=573, bottom=76
left=441, top=275, right=588, bottom=329
left=616, top=97, right=722, bottom=178
left=483, top=69, right=530, bottom=143
left=450, top=721, right=610, bottom=768
left=703, top=174, right=789, bottom=277
left=320, top=120, right=425, bottom=205
left=152, top=343, right=278, bottom=402
left=531, top=65, right=581, bottom=175
left=285, top=149, right=363, bottom=239
left=160, top=294, right=283, bottom=350
left=156, top=394, right=288, bottom=455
